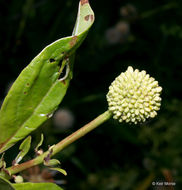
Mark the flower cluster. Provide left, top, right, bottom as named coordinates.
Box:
left=107, top=66, right=162, bottom=124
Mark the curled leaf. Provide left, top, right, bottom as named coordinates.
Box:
left=35, top=133, right=44, bottom=154
left=50, top=167, right=67, bottom=176
left=0, top=153, right=6, bottom=169
left=13, top=136, right=32, bottom=165
left=44, top=159, right=60, bottom=167
left=13, top=136, right=31, bottom=165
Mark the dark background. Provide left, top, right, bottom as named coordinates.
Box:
left=0, top=0, right=182, bottom=189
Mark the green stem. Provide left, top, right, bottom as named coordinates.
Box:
left=4, top=110, right=112, bottom=177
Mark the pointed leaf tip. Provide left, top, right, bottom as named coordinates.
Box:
left=14, top=136, right=31, bottom=164
left=35, top=133, right=44, bottom=153
left=50, top=168, right=67, bottom=176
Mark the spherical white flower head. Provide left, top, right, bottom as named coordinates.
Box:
left=107, top=66, right=162, bottom=124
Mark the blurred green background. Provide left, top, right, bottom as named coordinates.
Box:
left=0, top=0, right=182, bottom=189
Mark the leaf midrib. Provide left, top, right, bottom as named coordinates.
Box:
left=1, top=77, right=60, bottom=151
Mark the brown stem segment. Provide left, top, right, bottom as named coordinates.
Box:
left=3, top=110, right=112, bottom=177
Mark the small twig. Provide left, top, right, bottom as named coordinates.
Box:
left=1, top=110, right=112, bottom=179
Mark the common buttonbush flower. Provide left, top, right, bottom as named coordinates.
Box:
left=107, top=66, right=162, bottom=124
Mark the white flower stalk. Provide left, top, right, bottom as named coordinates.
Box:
left=107, top=66, right=162, bottom=124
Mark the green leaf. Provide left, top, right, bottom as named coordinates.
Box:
left=0, top=176, right=15, bottom=190
left=14, top=136, right=31, bottom=164
left=0, top=0, right=94, bottom=153
left=50, top=168, right=67, bottom=176
left=35, top=133, right=44, bottom=153
left=0, top=153, right=6, bottom=168
left=44, top=159, right=61, bottom=167
left=13, top=182, right=63, bottom=190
